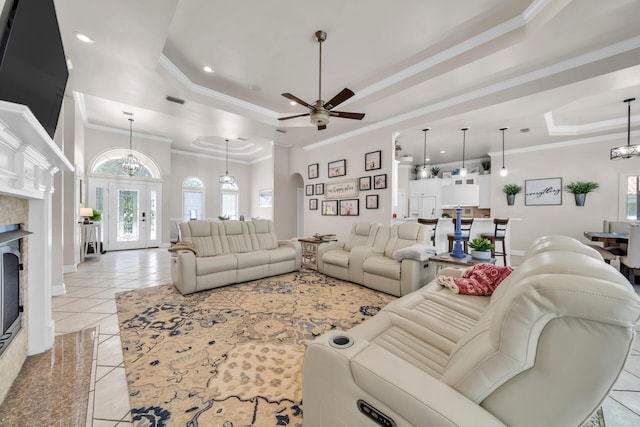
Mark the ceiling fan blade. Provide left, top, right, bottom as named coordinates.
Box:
left=323, top=88, right=355, bottom=110
left=329, top=111, right=365, bottom=120
left=278, top=113, right=311, bottom=121
left=317, top=125, right=327, bottom=131
left=281, top=93, right=314, bottom=110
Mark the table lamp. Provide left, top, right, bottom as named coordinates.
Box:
left=80, top=207, right=94, bottom=224
left=441, top=184, right=480, bottom=258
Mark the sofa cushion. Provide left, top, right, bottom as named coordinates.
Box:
left=196, top=254, right=238, bottom=275
left=220, top=221, right=253, bottom=253
left=344, top=222, right=378, bottom=251
left=179, top=221, right=218, bottom=256
left=248, top=220, right=279, bottom=250
left=363, top=255, right=401, bottom=280
left=268, top=246, right=297, bottom=263
left=323, top=249, right=351, bottom=268
left=392, top=244, right=436, bottom=261
left=384, top=223, right=430, bottom=258
left=235, top=250, right=271, bottom=269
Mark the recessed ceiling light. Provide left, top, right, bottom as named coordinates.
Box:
left=439, top=150, right=446, bottom=154
left=73, top=31, right=94, bottom=44
left=290, top=101, right=297, bottom=106
left=203, top=66, right=214, bottom=73
left=425, top=158, right=430, bottom=162
left=520, top=128, right=530, bottom=133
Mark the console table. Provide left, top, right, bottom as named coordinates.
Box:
left=81, top=223, right=102, bottom=262
left=299, top=237, right=336, bottom=270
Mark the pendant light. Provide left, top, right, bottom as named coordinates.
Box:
left=499, top=127, right=509, bottom=176
left=219, top=139, right=236, bottom=186
left=121, top=118, right=141, bottom=177
left=459, top=127, right=469, bottom=177
left=611, top=98, right=639, bottom=160
left=420, top=128, right=430, bottom=179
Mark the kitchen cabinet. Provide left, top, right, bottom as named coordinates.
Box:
left=409, top=178, right=440, bottom=197
left=409, top=196, right=437, bottom=218
left=478, top=174, right=491, bottom=208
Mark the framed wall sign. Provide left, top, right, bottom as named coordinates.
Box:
left=525, top=177, right=562, bottom=205
left=339, top=199, right=359, bottom=216
left=359, top=176, right=371, bottom=191
left=373, top=173, right=387, bottom=189
left=308, top=163, right=319, bottom=179
left=321, top=200, right=338, bottom=216
left=325, top=180, right=358, bottom=199
left=328, top=159, right=346, bottom=178
left=315, top=183, right=324, bottom=195
left=365, top=150, right=382, bottom=171
left=309, top=198, right=318, bottom=210
left=305, top=184, right=314, bottom=196
left=366, top=194, right=379, bottom=209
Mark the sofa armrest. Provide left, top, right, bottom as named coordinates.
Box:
left=279, top=239, right=302, bottom=268
left=399, top=258, right=432, bottom=296
left=171, top=250, right=197, bottom=295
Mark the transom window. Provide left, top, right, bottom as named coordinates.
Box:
left=90, top=149, right=161, bottom=178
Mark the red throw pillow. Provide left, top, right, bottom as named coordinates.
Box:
left=438, top=263, right=513, bottom=295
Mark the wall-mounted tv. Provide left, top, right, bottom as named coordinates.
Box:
left=0, top=0, right=68, bottom=139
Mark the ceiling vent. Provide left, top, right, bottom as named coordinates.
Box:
left=276, top=128, right=288, bottom=133
left=166, top=96, right=185, bottom=105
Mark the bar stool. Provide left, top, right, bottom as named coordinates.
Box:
left=481, top=218, right=509, bottom=266
left=418, top=218, right=438, bottom=246
left=447, top=218, right=474, bottom=254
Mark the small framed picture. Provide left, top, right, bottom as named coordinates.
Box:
left=359, top=176, right=371, bottom=191
left=309, top=198, right=318, bottom=210
left=328, top=159, right=346, bottom=178
left=305, top=184, right=314, bottom=196
left=321, top=200, right=338, bottom=216
left=366, top=194, right=379, bottom=209
left=373, top=174, right=387, bottom=189
left=365, top=150, right=382, bottom=171
left=315, top=183, right=324, bottom=195
left=308, top=163, right=319, bottom=179
left=259, top=189, right=273, bottom=207
left=339, top=199, right=359, bottom=216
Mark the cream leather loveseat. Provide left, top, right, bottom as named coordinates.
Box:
left=171, top=219, right=301, bottom=295
left=303, top=235, right=640, bottom=427
left=317, top=222, right=434, bottom=296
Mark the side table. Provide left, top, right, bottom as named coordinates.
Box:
left=298, top=237, right=336, bottom=270
left=81, top=223, right=102, bottom=262
left=428, top=252, right=495, bottom=273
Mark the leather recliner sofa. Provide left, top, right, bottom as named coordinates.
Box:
left=303, top=235, right=640, bottom=427
left=171, top=219, right=301, bottom=295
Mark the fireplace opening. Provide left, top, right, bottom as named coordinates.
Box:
left=0, top=223, right=30, bottom=357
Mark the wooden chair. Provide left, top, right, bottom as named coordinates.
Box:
left=481, top=218, right=509, bottom=266
left=447, top=218, right=474, bottom=254
left=417, top=218, right=438, bottom=246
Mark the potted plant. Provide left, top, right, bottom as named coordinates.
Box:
left=468, top=237, right=494, bottom=260
left=503, top=184, right=522, bottom=206
left=564, top=181, right=599, bottom=206
left=395, top=141, right=402, bottom=157
left=430, top=166, right=441, bottom=178
left=90, top=209, right=102, bottom=222
left=481, top=160, right=491, bottom=174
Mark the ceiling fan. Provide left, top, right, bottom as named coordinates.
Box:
left=279, top=30, right=365, bottom=130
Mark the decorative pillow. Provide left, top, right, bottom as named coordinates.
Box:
left=438, top=263, right=513, bottom=296
left=392, top=244, right=438, bottom=261
left=167, top=241, right=199, bottom=256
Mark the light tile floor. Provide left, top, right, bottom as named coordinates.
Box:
left=56, top=249, right=640, bottom=426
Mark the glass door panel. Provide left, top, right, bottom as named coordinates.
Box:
left=117, top=189, right=140, bottom=243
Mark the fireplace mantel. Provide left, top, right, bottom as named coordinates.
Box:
left=0, top=100, right=73, bottom=355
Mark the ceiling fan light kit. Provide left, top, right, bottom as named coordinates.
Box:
left=279, top=30, right=365, bottom=130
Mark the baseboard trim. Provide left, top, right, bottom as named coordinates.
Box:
left=52, top=283, right=66, bottom=296
left=63, top=264, right=77, bottom=274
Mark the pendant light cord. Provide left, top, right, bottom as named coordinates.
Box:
left=461, top=127, right=469, bottom=169
left=225, top=139, right=229, bottom=174
left=128, top=118, right=134, bottom=153
left=626, top=98, right=635, bottom=147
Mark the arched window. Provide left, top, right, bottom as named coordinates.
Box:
left=90, top=149, right=161, bottom=179
left=183, top=177, right=205, bottom=221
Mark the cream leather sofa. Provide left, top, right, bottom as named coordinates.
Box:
left=317, top=222, right=434, bottom=296
left=303, top=235, right=640, bottom=427
left=171, top=219, right=301, bottom=295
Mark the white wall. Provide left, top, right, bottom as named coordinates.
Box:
left=490, top=135, right=640, bottom=253
left=250, top=156, right=273, bottom=220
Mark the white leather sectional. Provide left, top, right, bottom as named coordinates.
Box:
left=303, top=235, right=640, bottom=427
left=317, top=222, right=434, bottom=297
left=171, top=219, right=301, bottom=295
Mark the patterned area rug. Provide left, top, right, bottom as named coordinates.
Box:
left=115, top=271, right=396, bottom=426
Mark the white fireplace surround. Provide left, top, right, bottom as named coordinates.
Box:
left=0, top=100, right=73, bottom=355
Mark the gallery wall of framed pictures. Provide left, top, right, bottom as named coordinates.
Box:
left=305, top=149, right=388, bottom=216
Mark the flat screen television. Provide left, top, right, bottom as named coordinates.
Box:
left=0, top=0, right=68, bottom=139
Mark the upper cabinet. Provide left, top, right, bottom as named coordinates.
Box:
left=409, top=178, right=441, bottom=197
left=478, top=174, right=491, bottom=209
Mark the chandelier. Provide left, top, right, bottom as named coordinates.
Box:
left=611, top=98, right=639, bottom=160
left=219, top=139, right=236, bottom=186
left=121, top=118, right=141, bottom=176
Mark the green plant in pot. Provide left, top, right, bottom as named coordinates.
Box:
left=90, top=209, right=102, bottom=222
left=503, top=184, right=522, bottom=206
left=481, top=160, right=491, bottom=174
left=430, top=166, right=441, bottom=178
left=564, top=181, right=599, bottom=206
left=468, top=237, right=494, bottom=260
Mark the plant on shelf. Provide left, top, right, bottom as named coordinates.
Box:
left=481, top=160, right=491, bottom=173
left=502, top=184, right=522, bottom=206
left=468, top=237, right=494, bottom=260
left=564, top=181, right=599, bottom=206
left=90, top=209, right=102, bottom=222
left=430, top=166, right=441, bottom=178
